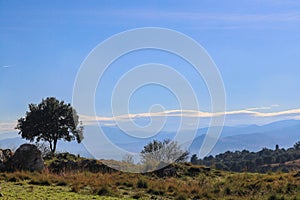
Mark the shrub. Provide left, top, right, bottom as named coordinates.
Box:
left=29, top=180, right=50, bottom=186
left=224, top=187, right=231, bottom=195
left=56, top=181, right=67, bottom=186
left=137, top=179, right=148, bottom=188
left=71, top=184, right=81, bottom=193
left=268, top=194, right=285, bottom=200
left=268, top=195, right=276, bottom=200
left=186, top=166, right=201, bottom=176
left=123, top=182, right=133, bottom=187
left=132, top=193, right=143, bottom=199
left=286, top=183, right=297, bottom=194
left=8, top=177, right=17, bottom=182
left=97, top=187, right=110, bottom=196
left=175, top=194, right=187, bottom=200
left=148, top=189, right=164, bottom=196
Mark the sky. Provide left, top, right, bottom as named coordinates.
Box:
left=1, top=0, right=300, bottom=134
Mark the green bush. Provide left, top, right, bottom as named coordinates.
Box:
left=137, top=179, right=148, bottom=188
left=97, top=187, right=110, bottom=196
left=175, top=194, right=187, bottom=200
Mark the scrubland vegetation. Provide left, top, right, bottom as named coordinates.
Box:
left=1, top=97, right=298, bottom=199
left=192, top=141, right=300, bottom=173
left=0, top=155, right=299, bottom=199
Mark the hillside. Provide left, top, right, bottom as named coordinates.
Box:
left=193, top=141, right=300, bottom=173
left=0, top=138, right=299, bottom=199
left=0, top=160, right=299, bottom=199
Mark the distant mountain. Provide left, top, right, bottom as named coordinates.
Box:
left=189, top=120, right=300, bottom=156
left=0, top=136, right=25, bottom=150
left=94, top=119, right=300, bottom=158
left=0, top=119, right=299, bottom=160
left=214, top=119, right=300, bottom=138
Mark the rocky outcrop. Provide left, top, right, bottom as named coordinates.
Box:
left=49, top=158, right=115, bottom=174
left=0, top=149, right=13, bottom=171
left=6, top=144, right=44, bottom=172
left=162, top=167, right=177, bottom=177
left=153, top=164, right=178, bottom=177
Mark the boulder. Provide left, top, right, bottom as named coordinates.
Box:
left=0, top=149, right=13, bottom=171
left=0, top=149, right=13, bottom=163
left=162, top=167, right=177, bottom=177
left=153, top=164, right=178, bottom=177
left=6, top=144, right=44, bottom=172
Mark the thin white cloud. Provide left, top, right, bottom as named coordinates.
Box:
left=0, top=121, right=16, bottom=133
left=92, top=9, right=300, bottom=23
left=253, top=109, right=300, bottom=117
left=79, top=115, right=115, bottom=125
left=4, top=8, right=299, bottom=31
left=246, top=106, right=272, bottom=111
left=31, top=8, right=300, bottom=27
left=2, top=107, right=299, bottom=133
left=1, top=65, right=12, bottom=68
left=79, top=106, right=300, bottom=126
left=293, top=116, right=300, bottom=120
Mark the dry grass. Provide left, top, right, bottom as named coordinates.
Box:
left=0, top=164, right=299, bottom=199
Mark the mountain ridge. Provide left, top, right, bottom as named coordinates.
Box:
left=0, top=119, right=299, bottom=159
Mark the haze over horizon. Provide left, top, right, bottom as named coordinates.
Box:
left=1, top=0, right=300, bottom=136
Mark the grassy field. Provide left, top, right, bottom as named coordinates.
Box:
left=0, top=163, right=299, bottom=200
left=0, top=180, right=126, bottom=200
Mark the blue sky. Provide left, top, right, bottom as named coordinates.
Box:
left=1, top=0, right=300, bottom=133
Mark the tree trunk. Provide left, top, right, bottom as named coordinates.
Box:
left=49, top=141, right=54, bottom=153
left=53, top=139, right=57, bottom=153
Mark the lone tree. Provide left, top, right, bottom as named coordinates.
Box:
left=16, top=97, right=84, bottom=153
left=141, top=139, right=189, bottom=164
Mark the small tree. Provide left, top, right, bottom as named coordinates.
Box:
left=140, top=139, right=189, bottom=164
left=294, top=141, right=300, bottom=150
left=190, top=154, right=198, bottom=165
left=16, top=97, right=84, bottom=153
left=122, top=154, right=134, bottom=164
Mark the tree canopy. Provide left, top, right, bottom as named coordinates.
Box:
left=16, top=97, right=84, bottom=153
left=192, top=142, right=300, bottom=173
left=140, top=139, right=189, bottom=164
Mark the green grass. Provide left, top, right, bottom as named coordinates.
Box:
left=0, top=163, right=299, bottom=199
left=0, top=180, right=129, bottom=199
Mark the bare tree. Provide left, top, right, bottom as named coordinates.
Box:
left=122, top=154, right=135, bottom=164
left=141, top=139, right=189, bottom=164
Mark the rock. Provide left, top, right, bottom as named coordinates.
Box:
left=0, top=163, right=5, bottom=172
left=6, top=144, right=44, bottom=172
left=0, top=148, right=13, bottom=172
left=162, top=167, right=177, bottom=177
left=153, top=165, right=178, bottom=177
left=48, top=156, right=115, bottom=174
left=79, top=159, right=115, bottom=173
left=0, top=151, right=3, bottom=162
left=0, top=149, right=13, bottom=163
